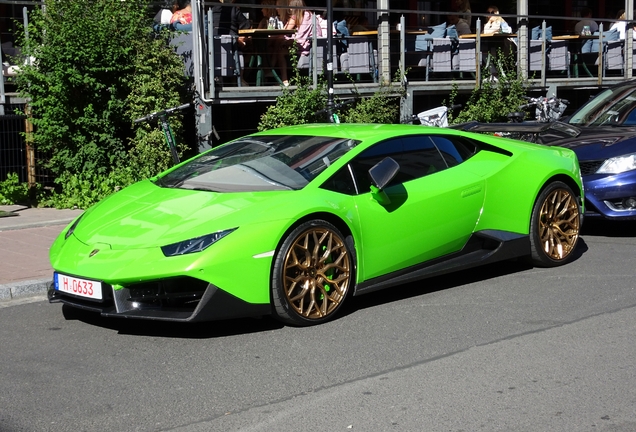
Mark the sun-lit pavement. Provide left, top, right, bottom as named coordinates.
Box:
left=0, top=205, right=83, bottom=301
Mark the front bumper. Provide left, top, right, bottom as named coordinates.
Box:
left=583, top=170, right=636, bottom=220
left=48, top=279, right=271, bottom=322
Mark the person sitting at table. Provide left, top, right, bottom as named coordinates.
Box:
left=483, top=5, right=510, bottom=34
left=609, top=11, right=636, bottom=40
left=290, top=0, right=323, bottom=56
left=213, top=0, right=251, bottom=37
left=170, top=0, right=192, bottom=29
left=269, top=0, right=304, bottom=87
left=448, top=14, right=471, bottom=36
left=153, top=0, right=179, bottom=31
left=451, top=0, right=472, bottom=30
left=574, top=7, right=598, bottom=35
left=212, top=0, right=252, bottom=86
left=257, top=0, right=279, bottom=29
left=332, top=0, right=350, bottom=47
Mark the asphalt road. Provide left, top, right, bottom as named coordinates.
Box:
left=1, top=219, right=636, bottom=432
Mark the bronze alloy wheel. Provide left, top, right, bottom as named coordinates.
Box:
left=537, top=186, right=580, bottom=261
left=280, top=225, right=351, bottom=321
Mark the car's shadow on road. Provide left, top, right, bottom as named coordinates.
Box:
left=63, top=238, right=592, bottom=337
left=340, top=237, right=590, bottom=319
left=581, top=218, right=636, bottom=237
left=62, top=304, right=285, bottom=338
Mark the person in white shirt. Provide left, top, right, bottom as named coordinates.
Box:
left=609, top=11, right=636, bottom=40
left=448, top=14, right=471, bottom=36
left=483, top=5, right=509, bottom=34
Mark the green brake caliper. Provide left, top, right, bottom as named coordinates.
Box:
left=321, top=245, right=333, bottom=299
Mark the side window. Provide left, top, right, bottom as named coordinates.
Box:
left=348, top=135, right=454, bottom=194
left=623, top=108, right=636, bottom=125
left=401, top=136, right=448, bottom=176
left=429, top=135, right=478, bottom=167
left=349, top=139, right=403, bottom=192
left=320, top=165, right=357, bottom=195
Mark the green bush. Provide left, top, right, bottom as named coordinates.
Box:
left=0, top=173, right=30, bottom=205
left=15, top=0, right=189, bottom=208
left=258, top=55, right=404, bottom=130
left=450, top=51, right=530, bottom=124
left=340, top=81, right=403, bottom=124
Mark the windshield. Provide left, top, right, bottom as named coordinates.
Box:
left=569, top=86, right=636, bottom=127
left=156, top=135, right=360, bottom=192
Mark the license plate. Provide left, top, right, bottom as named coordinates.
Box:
left=54, top=273, right=103, bottom=300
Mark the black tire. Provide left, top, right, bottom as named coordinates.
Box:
left=529, top=181, right=581, bottom=267
left=271, top=220, right=354, bottom=326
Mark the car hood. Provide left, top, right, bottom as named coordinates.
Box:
left=548, top=126, right=636, bottom=161
left=72, top=179, right=293, bottom=249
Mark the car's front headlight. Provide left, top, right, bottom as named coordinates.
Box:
left=161, top=228, right=237, bottom=257
left=597, top=152, right=636, bottom=174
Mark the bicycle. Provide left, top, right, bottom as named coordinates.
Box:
left=400, top=104, right=461, bottom=127
left=314, top=99, right=357, bottom=124
left=507, top=96, right=569, bottom=124
left=452, top=98, right=580, bottom=145
left=414, top=104, right=462, bottom=127
left=134, top=103, right=191, bottom=165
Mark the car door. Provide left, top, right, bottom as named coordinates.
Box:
left=351, top=134, right=486, bottom=280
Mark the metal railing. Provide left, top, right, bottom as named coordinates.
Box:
left=190, top=1, right=636, bottom=96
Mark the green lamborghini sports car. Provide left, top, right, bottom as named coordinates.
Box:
left=48, top=123, right=584, bottom=326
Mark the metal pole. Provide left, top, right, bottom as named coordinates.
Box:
left=326, top=0, right=334, bottom=118
left=475, top=18, right=481, bottom=87
left=25, top=105, right=36, bottom=189
left=0, top=34, right=5, bottom=116
left=626, top=0, right=634, bottom=78
left=518, top=0, right=528, bottom=81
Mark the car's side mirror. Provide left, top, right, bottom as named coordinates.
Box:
left=369, top=157, right=399, bottom=205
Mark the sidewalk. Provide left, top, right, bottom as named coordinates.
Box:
left=0, top=205, right=84, bottom=301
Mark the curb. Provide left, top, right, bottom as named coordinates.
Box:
left=0, top=219, right=76, bottom=231
left=0, top=278, right=51, bottom=301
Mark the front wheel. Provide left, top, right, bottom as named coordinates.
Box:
left=271, top=220, right=354, bottom=326
left=529, top=181, right=581, bottom=267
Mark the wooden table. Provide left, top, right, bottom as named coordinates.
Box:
left=351, top=30, right=428, bottom=36
left=460, top=33, right=517, bottom=39
left=552, top=34, right=598, bottom=40
left=238, top=28, right=296, bottom=35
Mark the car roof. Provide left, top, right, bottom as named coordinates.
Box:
left=253, top=123, right=454, bottom=142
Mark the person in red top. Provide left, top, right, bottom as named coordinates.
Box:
left=171, top=0, right=193, bottom=25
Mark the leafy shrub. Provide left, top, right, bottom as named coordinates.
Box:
left=258, top=60, right=404, bottom=130
left=450, top=51, right=530, bottom=124
left=340, top=81, right=404, bottom=124
left=258, top=55, right=329, bottom=131
left=0, top=173, right=30, bottom=205
left=15, top=0, right=189, bottom=208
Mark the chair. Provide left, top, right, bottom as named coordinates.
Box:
left=579, top=29, right=620, bottom=77
left=453, top=39, right=478, bottom=72
left=428, top=38, right=454, bottom=79
left=529, top=39, right=570, bottom=77
left=297, top=38, right=340, bottom=76
left=402, top=34, right=432, bottom=80
left=547, top=40, right=570, bottom=75
left=604, top=40, right=623, bottom=74
left=213, top=34, right=244, bottom=81
left=340, top=35, right=377, bottom=82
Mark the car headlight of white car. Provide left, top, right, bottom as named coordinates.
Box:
left=597, top=152, right=636, bottom=174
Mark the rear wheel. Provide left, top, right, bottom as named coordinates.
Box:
left=529, top=181, right=581, bottom=267
left=271, top=220, right=354, bottom=326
